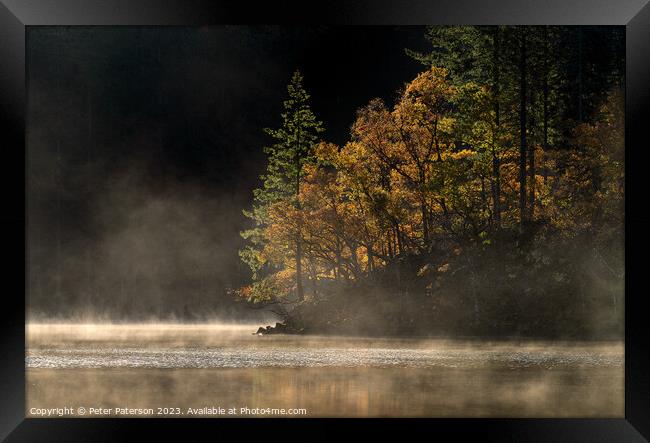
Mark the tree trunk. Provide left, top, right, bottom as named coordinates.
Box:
left=295, top=130, right=304, bottom=302
left=543, top=26, right=550, bottom=186
left=528, top=66, right=536, bottom=221
left=518, top=27, right=528, bottom=227
left=394, top=223, right=403, bottom=256
left=308, top=256, right=317, bottom=298
left=421, top=197, right=429, bottom=245
left=492, top=26, right=502, bottom=227
left=387, top=229, right=393, bottom=258
left=296, top=236, right=304, bottom=300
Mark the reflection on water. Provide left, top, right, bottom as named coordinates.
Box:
left=26, top=323, right=624, bottom=417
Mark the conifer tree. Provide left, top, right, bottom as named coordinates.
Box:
left=240, top=70, right=323, bottom=302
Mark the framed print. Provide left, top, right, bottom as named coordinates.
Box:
left=1, top=0, right=649, bottom=440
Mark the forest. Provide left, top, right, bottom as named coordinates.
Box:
left=238, top=26, right=625, bottom=339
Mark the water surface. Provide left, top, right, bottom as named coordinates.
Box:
left=26, top=323, right=623, bottom=417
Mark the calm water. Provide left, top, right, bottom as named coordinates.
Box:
left=26, top=323, right=624, bottom=417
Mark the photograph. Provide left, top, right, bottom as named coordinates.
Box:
left=25, top=25, right=625, bottom=418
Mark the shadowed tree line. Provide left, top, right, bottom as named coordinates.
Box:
left=239, top=26, right=624, bottom=339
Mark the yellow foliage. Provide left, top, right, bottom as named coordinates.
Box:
left=246, top=68, right=623, bottom=299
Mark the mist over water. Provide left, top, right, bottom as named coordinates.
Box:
left=27, top=323, right=623, bottom=369
left=26, top=323, right=623, bottom=417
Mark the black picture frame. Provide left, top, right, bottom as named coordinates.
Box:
left=1, top=0, right=648, bottom=441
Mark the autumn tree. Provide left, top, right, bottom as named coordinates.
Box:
left=409, top=26, right=519, bottom=230
left=238, top=27, right=624, bottom=338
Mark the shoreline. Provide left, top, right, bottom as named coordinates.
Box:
left=254, top=321, right=624, bottom=343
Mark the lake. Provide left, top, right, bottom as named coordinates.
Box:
left=26, top=323, right=624, bottom=417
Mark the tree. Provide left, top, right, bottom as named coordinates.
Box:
left=238, top=27, right=624, bottom=339
left=518, top=26, right=528, bottom=226
left=408, top=26, right=513, bottom=231
left=240, top=70, right=323, bottom=303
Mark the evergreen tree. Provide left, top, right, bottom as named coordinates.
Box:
left=240, top=70, right=323, bottom=302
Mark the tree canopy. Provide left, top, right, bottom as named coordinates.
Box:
left=239, top=26, right=624, bottom=338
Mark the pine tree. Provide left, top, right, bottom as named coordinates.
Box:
left=240, top=70, right=323, bottom=302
